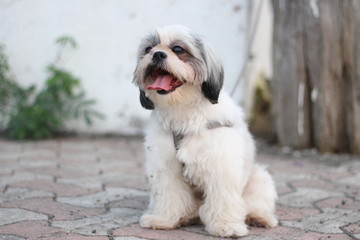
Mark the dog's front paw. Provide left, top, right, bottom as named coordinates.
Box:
left=206, top=222, right=248, bottom=237
left=246, top=212, right=278, bottom=228
left=140, top=214, right=178, bottom=230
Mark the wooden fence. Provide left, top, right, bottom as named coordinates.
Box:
left=272, top=0, right=360, bottom=153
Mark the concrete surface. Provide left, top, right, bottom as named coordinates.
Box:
left=0, top=137, right=359, bottom=239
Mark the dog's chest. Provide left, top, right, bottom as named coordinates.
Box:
left=171, top=120, right=233, bottom=188
left=175, top=136, right=209, bottom=189
left=180, top=160, right=207, bottom=189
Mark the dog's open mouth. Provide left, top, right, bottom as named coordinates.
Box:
left=146, top=68, right=183, bottom=95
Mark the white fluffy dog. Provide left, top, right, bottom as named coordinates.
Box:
left=133, top=25, right=278, bottom=237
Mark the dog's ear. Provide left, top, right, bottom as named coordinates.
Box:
left=139, top=90, right=154, bottom=110
left=196, top=37, right=224, bottom=104
left=202, top=79, right=222, bottom=104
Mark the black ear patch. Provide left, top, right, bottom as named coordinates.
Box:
left=139, top=90, right=154, bottom=110
left=202, top=80, right=221, bottom=104
left=193, top=35, right=224, bottom=105
left=202, top=68, right=223, bottom=104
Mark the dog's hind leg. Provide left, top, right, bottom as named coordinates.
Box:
left=243, top=164, right=278, bottom=228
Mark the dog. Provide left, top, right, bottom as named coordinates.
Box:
left=133, top=25, right=278, bottom=237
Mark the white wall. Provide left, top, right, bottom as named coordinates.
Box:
left=0, top=0, right=248, bottom=135
left=242, top=0, right=273, bottom=117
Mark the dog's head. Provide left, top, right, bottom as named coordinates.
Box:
left=133, top=25, right=224, bottom=109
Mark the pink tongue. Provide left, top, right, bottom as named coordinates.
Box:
left=147, top=74, right=174, bottom=91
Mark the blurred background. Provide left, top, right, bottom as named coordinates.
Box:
left=0, top=0, right=359, bottom=154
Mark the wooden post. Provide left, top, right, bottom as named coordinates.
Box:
left=272, top=0, right=360, bottom=153
left=272, top=0, right=312, bottom=149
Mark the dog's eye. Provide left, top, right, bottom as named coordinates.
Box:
left=172, top=46, right=185, bottom=54
left=145, top=47, right=152, bottom=54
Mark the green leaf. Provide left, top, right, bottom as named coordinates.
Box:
left=55, top=35, right=77, bottom=49
left=1, top=39, right=105, bottom=140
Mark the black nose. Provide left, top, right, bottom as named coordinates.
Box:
left=153, top=51, right=167, bottom=61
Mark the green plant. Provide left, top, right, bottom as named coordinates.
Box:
left=0, top=37, right=103, bottom=140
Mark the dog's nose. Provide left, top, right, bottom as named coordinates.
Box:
left=153, top=51, right=167, bottom=61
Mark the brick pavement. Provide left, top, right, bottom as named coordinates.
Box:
left=0, top=137, right=359, bottom=240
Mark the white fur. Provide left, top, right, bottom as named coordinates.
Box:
left=140, top=93, right=278, bottom=237
left=134, top=25, right=278, bottom=237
